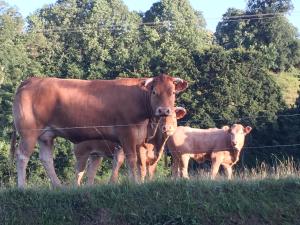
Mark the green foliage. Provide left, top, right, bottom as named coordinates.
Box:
left=247, top=0, right=293, bottom=13
left=182, top=47, right=284, bottom=129
left=27, top=0, right=141, bottom=79
left=215, top=0, right=300, bottom=71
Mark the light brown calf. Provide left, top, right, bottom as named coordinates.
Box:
left=167, top=124, right=252, bottom=179
left=75, top=107, right=187, bottom=185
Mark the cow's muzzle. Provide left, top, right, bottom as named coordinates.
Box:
left=155, top=107, right=171, bottom=116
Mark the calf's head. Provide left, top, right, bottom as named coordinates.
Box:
left=142, top=74, right=188, bottom=116
left=159, top=107, right=187, bottom=136
left=147, top=107, right=187, bottom=163
left=228, top=124, right=252, bottom=151
left=147, top=107, right=187, bottom=141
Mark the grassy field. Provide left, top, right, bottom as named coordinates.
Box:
left=270, top=68, right=300, bottom=107
left=1, top=176, right=300, bottom=225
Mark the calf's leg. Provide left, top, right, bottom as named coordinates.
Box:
left=110, top=148, right=125, bottom=183
left=179, top=154, right=190, bottom=179
left=148, top=161, right=158, bottom=180
left=211, top=157, right=222, bottom=179
left=87, top=155, right=103, bottom=185
left=171, top=155, right=180, bottom=179
left=75, top=151, right=90, bottom=186
left=223, top=164, right=233, bottom=180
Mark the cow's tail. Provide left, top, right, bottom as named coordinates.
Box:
left=10, top=124, right=17, bottom=162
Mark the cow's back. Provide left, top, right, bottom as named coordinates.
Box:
left=13, top=77, right=149, bottom=143
left=167, top=126, right=231, bottom=154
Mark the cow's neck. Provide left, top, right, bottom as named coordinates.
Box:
left=143, top=90, right=154, bottom=119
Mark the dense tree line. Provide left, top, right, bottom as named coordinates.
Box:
left=0, top=0, right=299, bottom=185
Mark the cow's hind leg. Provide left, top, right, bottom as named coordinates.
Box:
left=38, top=138, right=61, bottom=187
left=16, top=136, right=37, bottom=188
left=87, top=155, right=103, bottom=185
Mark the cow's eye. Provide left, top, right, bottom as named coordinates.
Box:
left=152, top=90, right=156, bottom=95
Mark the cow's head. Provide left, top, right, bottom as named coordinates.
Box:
left=142, top=74, right=188, bottom=117
left=227, top=124, right=252, bottom=151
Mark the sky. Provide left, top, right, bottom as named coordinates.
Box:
left=7, top=0, right=300, bottom=32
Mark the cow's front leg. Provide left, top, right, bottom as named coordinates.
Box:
left=124, top=145, right=138, bottom=183
left=87, top=155, right=103, bottom=185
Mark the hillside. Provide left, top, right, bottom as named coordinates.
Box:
left=270, top=69, right=300, bottom=107
left=1, top=178, right=300, bottom=225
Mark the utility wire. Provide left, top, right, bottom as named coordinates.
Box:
left=27, top=11, right=300, bottom=34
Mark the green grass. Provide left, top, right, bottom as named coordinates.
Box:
left=270, top=68, right=300, bottom=107
left=1, top=177, right=300, bottom=225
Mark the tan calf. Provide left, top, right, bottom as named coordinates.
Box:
left=168, top=124, right=252, bottom=179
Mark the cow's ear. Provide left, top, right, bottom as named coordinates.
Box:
left=175, top=107, right=187, bottom=119
left=244, top=126, right=252, bottom=134
left=173, top=78, right=188, bottom=93
left=142, top=78, right=154, bottom=89
left=222, top=125, right=230, bottom=131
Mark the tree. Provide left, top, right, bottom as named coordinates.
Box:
left=215, top=8, right=254, bottom=49
left=0, top=2, right=44, bottom=186
left=0, top=1, right=42, bottom=139
left=215, top=0, right=300, bottom=71
left=184, top=47, right=285, bottom=130
left=27, top=0, right=141, bottom=79
left=246, top=0, right=293, bottom=13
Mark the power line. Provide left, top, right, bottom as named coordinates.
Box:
left=27, top=11, right=300, bottom=34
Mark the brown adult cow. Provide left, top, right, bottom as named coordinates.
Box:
left=167, top=124, right=252, bottom=179
left=11, top=74, right=188, bottom=187
left=74, top=107, right=187, bottom=185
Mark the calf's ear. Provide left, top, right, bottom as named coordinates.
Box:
left=173, top=78, right=188, bottom=93
left=175, top=107, right=187, bottom=119
left=244, top=126, right=252, bottom=134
